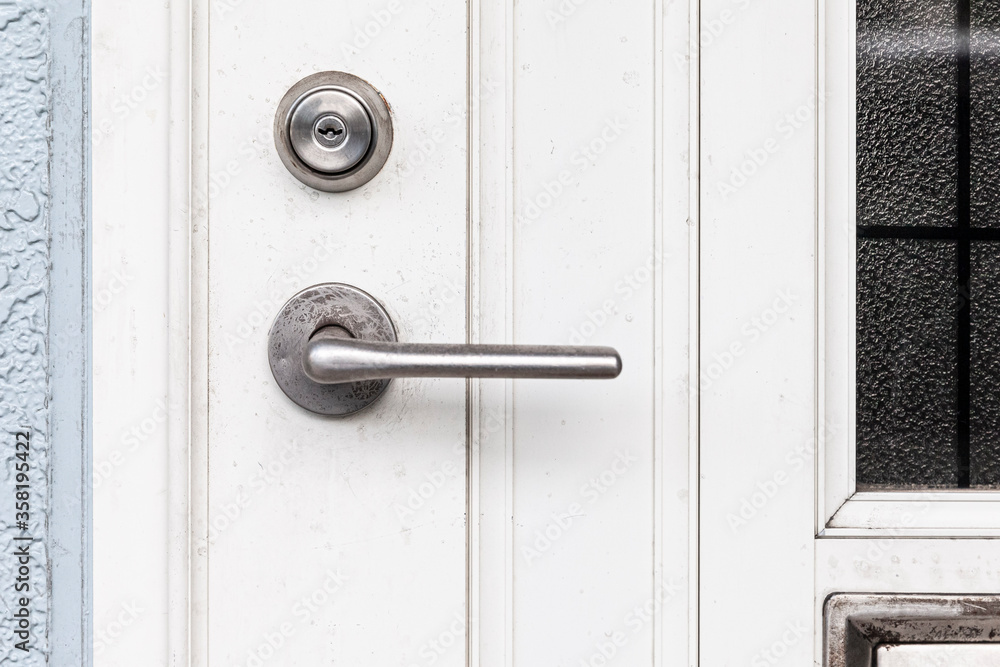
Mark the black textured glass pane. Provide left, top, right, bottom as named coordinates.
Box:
left=971, top=243, right=1000, bottom=486
left=857, top=239, right=959, bottom=488
left=857, top=0, right=958, bottom=227
left=971, top=0, right=1000, bottom=228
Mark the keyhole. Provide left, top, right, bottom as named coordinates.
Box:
left=314, top=115, right=348, bottom=146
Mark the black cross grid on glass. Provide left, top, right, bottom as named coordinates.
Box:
left=856, top=0, right=994, bottom=488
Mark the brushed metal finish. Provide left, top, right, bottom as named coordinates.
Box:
left=304, top=329, right=622, bottom=384
left=288, top=89, right=372, bottom=173
left=268, top=283, right=623, bottom=415
left=273, top=71, right=393, bottom=193
left=267, top=283, right=396, bottom=416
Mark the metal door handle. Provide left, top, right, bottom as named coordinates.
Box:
left=303, top=326, right=621, bottom=384
left=268, top=283, right=623, bottom=416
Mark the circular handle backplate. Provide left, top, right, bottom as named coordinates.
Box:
left=268, top=283, right=397, bottom=415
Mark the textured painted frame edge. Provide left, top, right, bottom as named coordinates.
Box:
left=48, top=0, right=91, bottom=663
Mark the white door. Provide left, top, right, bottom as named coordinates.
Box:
left=95, top=0, right=696, bottom=664
left=92, top=0, right=1000, bottom=665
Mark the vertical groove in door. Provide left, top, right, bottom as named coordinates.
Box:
left=185, top=0, right=211, bottom=662
left=689, top=0, right=701, bottom=664
left=467, top=0, right=481, bottom=664
left=653, top=0, right=665, bottom=661
left=655, top=0, right=702, bottom=661
left=652, top=1, right=703, bottom=663
left=168, top=0, right=193, bottom=662
left=684, top=1, right=701, bottom=665
left=505, top=0, right=516, bottom=660
left=468, top=0, right=516, bottom=663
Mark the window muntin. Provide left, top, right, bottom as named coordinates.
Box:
left=856, top=0, right=1000, bottom=489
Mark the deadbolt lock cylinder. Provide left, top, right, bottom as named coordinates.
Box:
left=274, top=71, right=393, bottom=192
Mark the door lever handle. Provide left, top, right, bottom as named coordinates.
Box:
left=268, top=283, right=623, bottom=416
left=303, top=327, right=621, bottom=384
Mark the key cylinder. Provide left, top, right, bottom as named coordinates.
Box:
left=274, top=71, right=393, bottom=192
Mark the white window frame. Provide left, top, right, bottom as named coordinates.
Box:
left=819, top=0, right=1000, bottom=536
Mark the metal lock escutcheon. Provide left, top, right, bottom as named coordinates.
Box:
left=274, top=71, right=393, bottom=192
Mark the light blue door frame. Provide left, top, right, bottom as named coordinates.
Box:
left=0, top=0, right=90, bottom=664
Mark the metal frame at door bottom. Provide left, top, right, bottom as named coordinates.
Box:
left=824, top=593, right=1000, bottom=667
